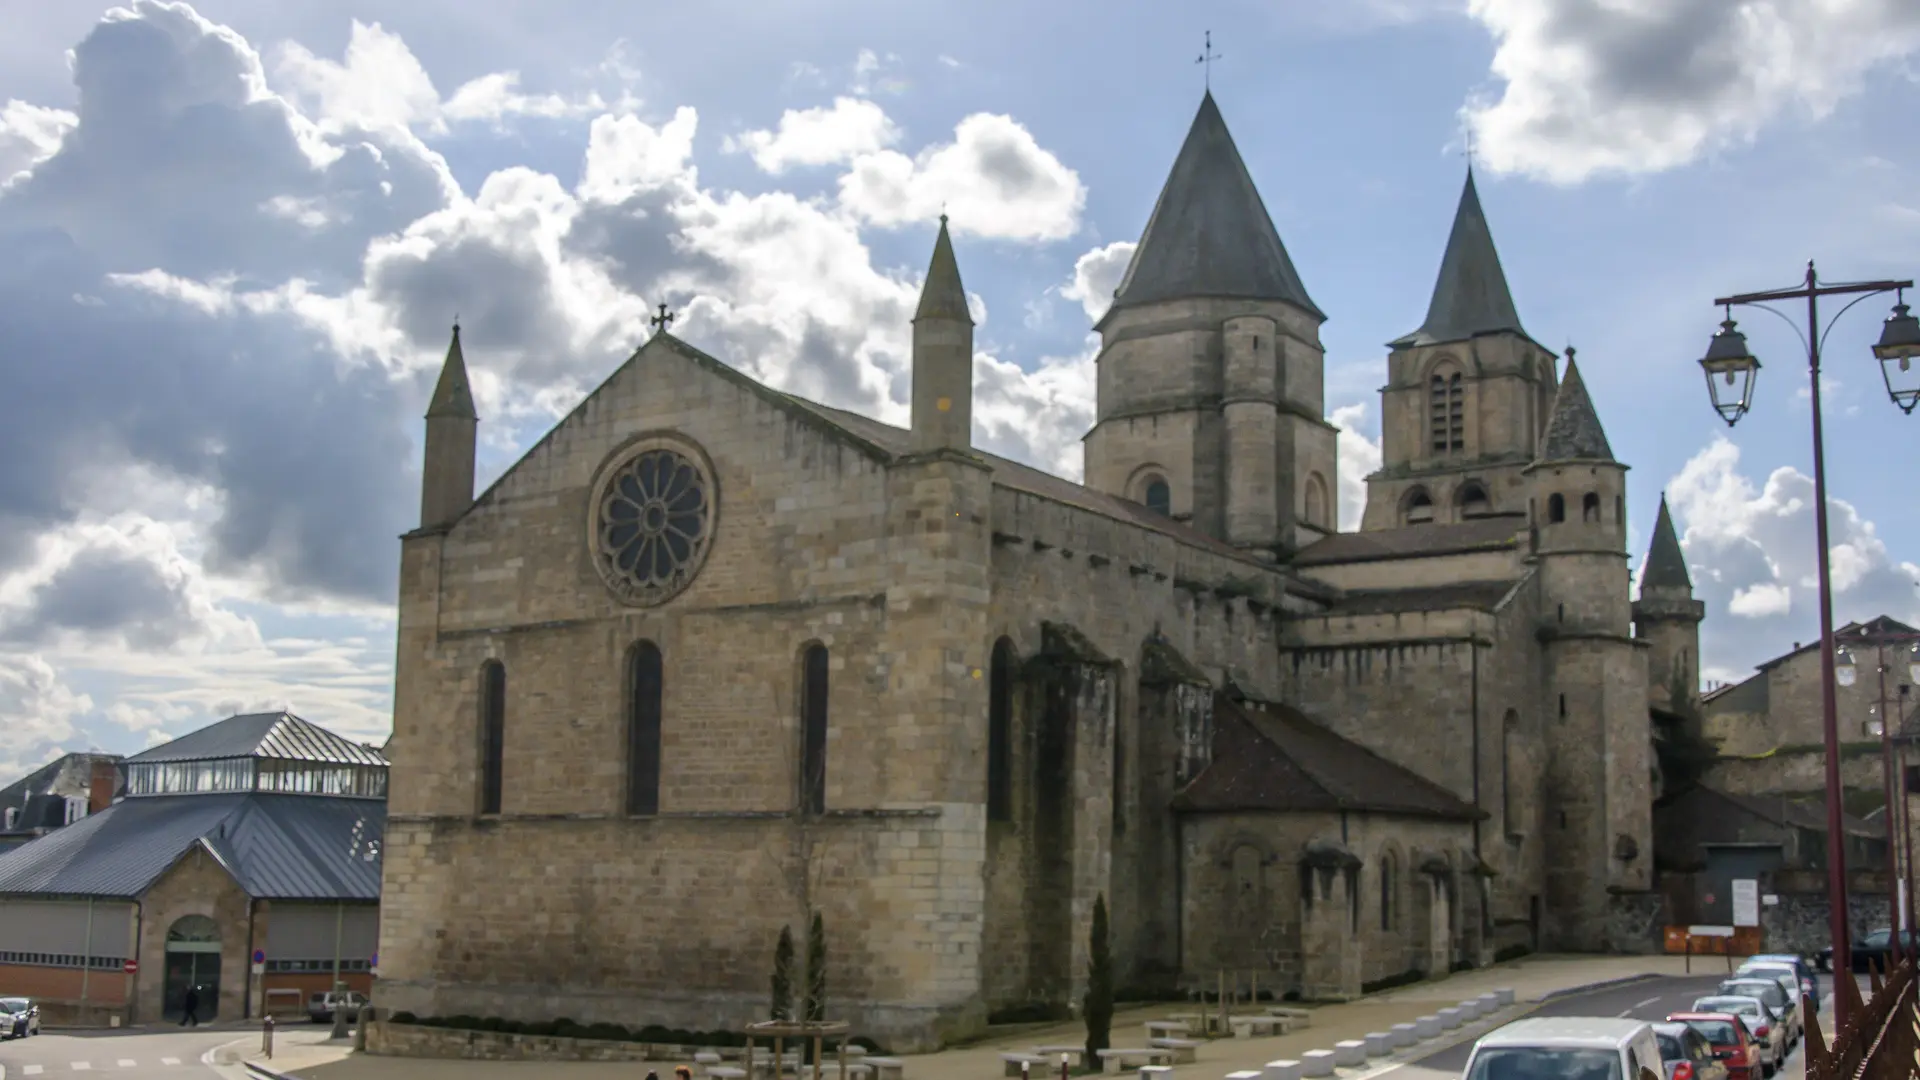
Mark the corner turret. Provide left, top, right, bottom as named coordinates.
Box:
left=1633, top=494, right=1706, bottom=713
left=420, top=323, right=478, bottom=531
left=910, top=216, right=974, bottom=454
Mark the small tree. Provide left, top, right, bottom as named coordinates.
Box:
left=1084, top=893, right=1114, bottom=1066
left=804, top=910, right=827, bottom=1023
left=771, top=924, right=796, bottom=1021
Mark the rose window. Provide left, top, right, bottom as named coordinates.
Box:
left=591, top=442, right=715, bottom=606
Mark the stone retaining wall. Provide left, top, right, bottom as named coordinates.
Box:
left=366, top=1019, right=676, bottom=1062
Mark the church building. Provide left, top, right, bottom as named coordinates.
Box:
left=376, top=92, right=1702, bottom=1050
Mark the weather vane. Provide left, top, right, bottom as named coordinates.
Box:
left=1195, top=31, right=1222, bottom=90
left=651, top=302, right=675, bottom=336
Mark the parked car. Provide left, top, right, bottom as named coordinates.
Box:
left=1738, top=956, right=1819, bottom=1009
left=0, top=997, right=40, bottom=1039
left=1715, top=978, right=1798, bottom=1047
left=1464, top=1017, right=1666, bottom=1080
left=306, top=990, right=368, bottom=1024
left=1814, top=928, right=1920, bottom=973
left=1690, top=997, right=1782, bottom=1076
left=1653, top=1021, right=1730, bottom=1080
left=1667, top=1012, right=1763, bottom=1080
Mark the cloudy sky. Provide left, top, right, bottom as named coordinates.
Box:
left=0, top=0, right=1917, bottom=779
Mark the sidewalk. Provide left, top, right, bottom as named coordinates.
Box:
left=285, top=955, right=1712, bottom=1080
left=207, top=1024, right=361, bottom=1079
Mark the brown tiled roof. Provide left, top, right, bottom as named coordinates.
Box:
left=1172, top=694, right=1484, bottom=821
left=1319, top=579, right=1521, bottom=616
left=1291, top=516, right=1525, bottom=566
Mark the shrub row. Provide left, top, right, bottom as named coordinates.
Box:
left=386, top=1013, right=882, bottom=1053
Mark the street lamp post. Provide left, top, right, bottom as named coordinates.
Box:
left=1695, top=261, right=1920, bottom=1032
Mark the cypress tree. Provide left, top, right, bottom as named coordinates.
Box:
left=804, top=910, right=827, bottom=1023
left=771, top=924, right=796, bottom=1021
left=1084, top=893, right=1114, bottom=1067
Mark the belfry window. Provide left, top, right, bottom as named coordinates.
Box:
left=987, top=637, right=1014, bottom=822
left=627, top=641, right=663, bottom=816
left=1429, top=371, right=1464, bottom=454
left=1547, top=494, right=1566, bottom=523
left=799, top=643, right=830, bottom=815
left=1583, top=492, right=1601, bottom=523
left=478, top=660, right=505, bottom=815
left=1144, top=477, right=1171, bottom=517
left=1405, top=489, right=1434, bottom=525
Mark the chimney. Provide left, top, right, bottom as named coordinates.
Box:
left=88, top=758, right=118, bottom=814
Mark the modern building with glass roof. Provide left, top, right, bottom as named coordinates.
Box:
left=0, top=711, right=388, bottom=1026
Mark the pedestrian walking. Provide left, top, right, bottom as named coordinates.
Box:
left=180, top=985, right=201, bottom=1027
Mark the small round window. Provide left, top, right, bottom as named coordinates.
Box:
left=589, top=437, right=718, bottom=607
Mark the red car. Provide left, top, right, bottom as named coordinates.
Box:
left=1667, top=1012, right=1761, bottom=1080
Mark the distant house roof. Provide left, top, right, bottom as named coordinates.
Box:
left=125, top=712, right=389, bottom=768
left=1292, top=515, right=1524, bottom=567
left=1173, top=693, right=1484, bottom=821
left=1751, top=617, right=1920, bottom=674
left=0, top=753, right=121, bottom=830
left=0, top=792, right=384, bottom=901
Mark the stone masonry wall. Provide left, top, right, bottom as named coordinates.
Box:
left=136, top=844, right=253, bottom=1024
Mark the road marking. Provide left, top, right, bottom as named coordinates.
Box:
left=71, top=1066, right=91, bottom=1073
left=22, top=1066, right=43, bottom=1077
left=116, top=1062, right=136, bottom=1069
left=161, top=1058, right=181, bottom=1066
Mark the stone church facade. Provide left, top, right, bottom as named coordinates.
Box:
left=376, top=93, right=1701, bottom=1050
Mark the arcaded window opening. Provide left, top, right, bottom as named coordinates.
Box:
left=627, top=641, right=664, bottom=816
left=799, top=643, right=830, bottom=815
left=479, top=660, right=506, bottom=815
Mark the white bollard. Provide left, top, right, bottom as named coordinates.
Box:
left=1414, top=1016, right=1443, bottom=1039
left=1263, top=1060, right=1302, bottom=1080
left=1494, top=988, right=1515, bottom=1007
left=1389, top=1024, right=1418, bottom=1048
left=1457, top=1000, right=1483, bottom=1020
left=1438, top=1008, right=1464, bottom=1030
left=1364, top=1033, right=1393, bottom=1057
left=1300, top=1050, right=1337, bottom=1078
left=1333, top=1041, right=1367, bottom=1068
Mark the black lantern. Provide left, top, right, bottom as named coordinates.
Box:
left=1873, top=293, right=1920, bottom=414
left=1700, top=311, right=1760, bottom=426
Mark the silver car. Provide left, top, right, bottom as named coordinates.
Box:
left=0, top=997, right=40, bottom=1038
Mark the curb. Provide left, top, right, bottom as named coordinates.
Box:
left=1537, top=973, right=1668, bottom=1003
left=245, top=1064, right=299, bottom=1080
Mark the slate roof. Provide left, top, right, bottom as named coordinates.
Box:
left=1391, top=171, right=1531, bottom=348
left=1101, top=92, right=1321, bottom=323
left=914, top=217, right=972, bottom=323
left=125, top=712, right=388, bottom=767
left=0, top=753, right=120, bottom=832
left=426, top=323, right=476, bottom=419
left=1173, top=693, right=1484, bottom=821
left=1640, top=494, right=1692, bottom=592
left=0, top=792, right=384, bottom=901
left=1694, top=786, right=1881, bottom=840
left=1536, top=357, right=1615, bottom=462
left=1750, top=617, right=1920, bottom=674
left=1320, top=579, right=1523, bottom=617
left=1291, top=515, right=1525, bottom=566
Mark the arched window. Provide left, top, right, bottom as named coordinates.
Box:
left=1457, top=482, right=1491, bottom=519
left=1144, top=477, right=1171, bottom=517
left=1582, top=492, right=1601, bottom=523
left=1303, top=473, right=1330, bottom=529
left=1380, top=854, right=1395, bottom=931
left=987, top=637, right=1015, bottom=822
left=1405, top=489, right=1434, bottom=525
left=799, top=643, right=830, bottom=815
left=1429, top=370, right=1465, bottom=454
left=627, top=641, right=663, bottom=816
left=1547, top=493, right=1566, bottom=523
left=478, top=660, right=506, bottom=815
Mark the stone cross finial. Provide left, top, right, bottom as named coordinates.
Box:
left=651, top=303, right=675, bottom=336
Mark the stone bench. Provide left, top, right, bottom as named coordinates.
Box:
left=865, top=1059, right=904, bottom=1080
left=1140, top=1068, right=1173, bottom=1080
left=1170, top=1012, right=1218, bottom=1035
left=1034, top=1047, right=1086, bottom=1068
left=1004, top=1053, right=1049, bottom=1077
left=811, top=1065, right=872, bottom=1080
left=1263, top=1060, right=1301, bottom=1080
left=709, top=1069, right=749, bottom=1080
left=1227, top=1071, right=1265, bottom=1080
left=1389, top=1024, right=1417, bottom=1049
left=1150, top=1037, right=1201, bottom=1064
left=697, top=1052, right=725, bottom=1073
left=1414, top=1016, right=1441, bottom=1039
left=1100, top=1049, right=1173, bottom=1074
left=1364, top=1033, right=1392, bottom=1058
left=1230, top=1015, right=1282, bottom=1039
left=1299, top=1051, right=1337, bottom=1078
left=1269, top=1007, right=1311, bottom=1023
left=1437, top=1008, right=1464, bottom=1030
left=1333, top=1041, right=1367, bottom=1068
left=1145, top=1020, right=1191, bottom=1039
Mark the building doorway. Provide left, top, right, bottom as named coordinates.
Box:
left=163, top=915, right=221, bottom=1021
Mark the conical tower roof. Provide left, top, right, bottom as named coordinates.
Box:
left=1640, top=494, right=1692, bottom=593
left=1391, top=170, right=1530, bottom=348
left=1102, top=92, right=1321, bottom=324
left=426, top=323, right=476, bottom=419
left=915, top=215, right=972, bottom=324
left=1536, top=354, right=1614, bottom=462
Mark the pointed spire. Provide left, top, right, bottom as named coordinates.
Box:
left=914, top=214, right=972, bottom=324
left=1641, top=494, right=1693, bottom=594
left=1102, top=92, right=1321, bottom=324
left=426, top=323, right=476, bottom=420
left=1537, top=352, right=1615, bottom=462
left=1390, top=170, right=1529, bottom=348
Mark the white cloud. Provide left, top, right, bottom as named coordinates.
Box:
left=725, top=97, right=899, bottom=175
left=838, top=113, right=1087, bottom=241
left=0, top=655, right=93, bottom=781
left=1666, top=436, right=1920, bottom=685
left=850, top=49, right=906, bottom=97
left=0, top=99, right=76, bottom=187
left=1463, top=0, right=1920, bottom=184
left=1329, top=403, right=1383, bottom=532
left=1060, top=241, right=1135, bottom=324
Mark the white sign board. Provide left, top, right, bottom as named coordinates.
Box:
left=1689, top=925, right=1736, bottom=937
left=1732, top=879, right=1760, bottom=927
left=1763, top=894, right=1780, bottom=906
left=251, top=962, right=265, bottom=975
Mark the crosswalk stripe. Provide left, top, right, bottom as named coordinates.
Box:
left=161, top=1058, right=181, bottom=1065
left=117, top=1061, right=136, bottom=1068
left=72, top=1065, right=92, bottom=1072
left=22, top=1066, right=44, bottom=1076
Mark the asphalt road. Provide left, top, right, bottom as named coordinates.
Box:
left=0, top=1023, right=258, bottom=1077
left=1371, top=972, right=1867, bottom=1080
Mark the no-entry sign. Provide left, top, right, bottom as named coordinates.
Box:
left=253, top=950, right=265, bottom=964
left=123, top=960, right=137, bottom=974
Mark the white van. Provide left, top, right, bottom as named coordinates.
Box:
left=1463, top=1017, right=1666, bottom=1080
